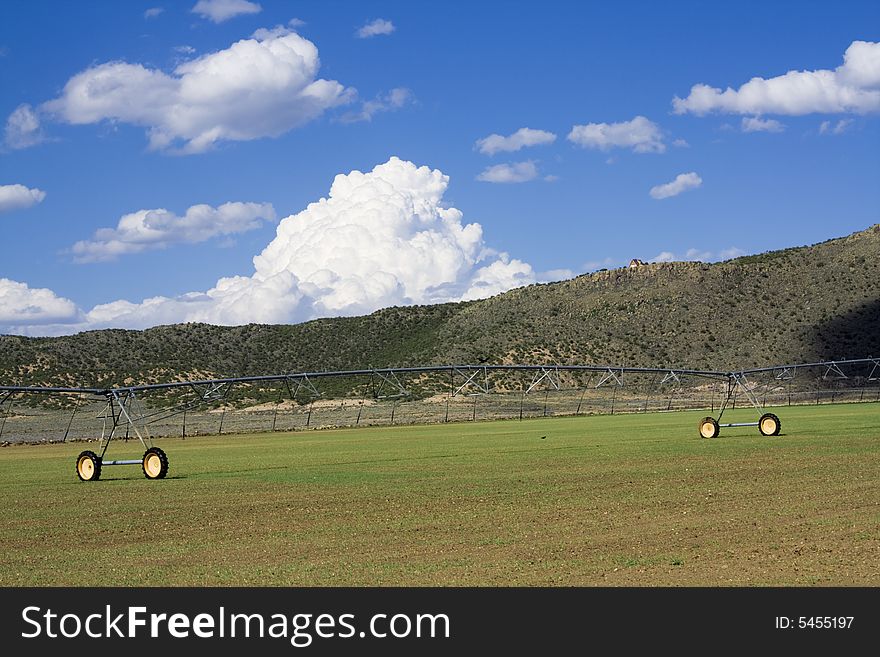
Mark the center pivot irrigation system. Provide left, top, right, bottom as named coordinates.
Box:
left=1, top=358, right=877, bottom=481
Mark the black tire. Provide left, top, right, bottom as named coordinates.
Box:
left=142, top=447, right=169, bottom=480
left=759, top=412, right=781, bottom=436
left=76, top=450, right=101, bottom=481
left=699, top=416, right=719, bottom=439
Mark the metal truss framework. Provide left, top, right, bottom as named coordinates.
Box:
left=2, top=358, right=878, bottom=449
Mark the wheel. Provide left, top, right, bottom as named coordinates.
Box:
left=758, top=412, right=781, bottom=436
left=699, top=416, right=719, bottom=439
left=76, top=450, right=101, bottom=481
left=142, top=447, right=169, bottom=480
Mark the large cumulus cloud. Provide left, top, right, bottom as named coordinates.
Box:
left=4, top=158, right=538, bottom=335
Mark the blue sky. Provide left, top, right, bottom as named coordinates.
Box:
left=1, top=0, right=878, bottom=335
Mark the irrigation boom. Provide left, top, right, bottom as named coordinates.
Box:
left=1, top=358, right=877, bottom=481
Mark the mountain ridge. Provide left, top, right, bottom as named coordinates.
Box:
left=2, top=225, right=879, bottom=388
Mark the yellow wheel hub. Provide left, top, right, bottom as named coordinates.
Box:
left=77, top=455, right=95, bottom=480
left=144, top=453, right=162, bottom=478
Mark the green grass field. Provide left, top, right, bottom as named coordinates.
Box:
left=1, top=404, right=877, bottom=586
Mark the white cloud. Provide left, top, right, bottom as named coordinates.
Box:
left=538, top=268, right=575, bottom=283
left=475, top=127, right=557, bottom=155
left=7, top=158, right=538, bottom=335
left=4, top=104, right=45, bottom=149
left=41, top=28, right=352, bottom=153
left=192, top=0, right=261, bottom=23
left=0, top=279, right=80, bottom=328
left=651, top=251, right=676, bottom=263
left=567, top=116, right=666, bottom=153
left=174, top=45, right=196, bottom=55
left=673, top=40, right=880, bottom=116
left=583, top=257, right=616, bottom=271
left=476, top=161, right=539, bottom=183
left=649, top=172, right=702, bottom=200
left=144, top=7, right=164, bottom=19
left=70, top=202, right=276, bottom=263
left=357, top=19, right=395, bottom=38
left=340, top=88, right=414, bottom=123
left=685, top=248, right=712, bottom=261
left=288, top=18, right=306, bottom=28
left=741, top=116, right=785, bottom=132
left=460, top=256, right=536, bottom=301
left=672, top=138, right=689, bottom=148
left=0, top=184, right=46, bottom=213
left=649, top=246, right=744, bottom=263
left=819, top=118, right=853, bottom=135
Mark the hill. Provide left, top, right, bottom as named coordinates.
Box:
left=2, top=225, right=879, bottom=388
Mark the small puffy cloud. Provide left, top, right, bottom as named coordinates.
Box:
left=340, top=87, right=414, bottom=123
left=741, top=116, right=785, bottom=132
left=819, top=118, right=853, bottom=135
left=475, top=127, right=557, bottom=155
left=0, top=184, right=46, bottom=213
left=174, top=45, right=196, bottom=55
left=41, top=29, right=352, bottom=153
left=649, top=246, right=743, bottom=263
left=652, top=251, right=676, bottom=263
left=583, top=257, right=616, bottom=271
left=476, top=161, right=539, bottom=183
left=8, top=157, right=537, bottom=335
left=685, top=248, right=712, bottom=261
left=357, top=19, right=395, bottom=38
left=538, top=268, right=575, bottom=283
left=461, top=256, right=536, bottom=301
left=71, top=201, right=276, bottom=263
left=567, top=116, right=666, bottom=153
left=673, top=40, right=880, bottom=116
left=672, top=138, right=689, bottom=148
left=4, top=104, right=45, bottom=149
left=0, top=279, right=80, bottom=328
left=288, top=18, right=305, bottom=28
left=144, top=7, right=164, bottom=19
left=649, top=172, right=702, bottom=200
left=192, top=0, right=261, bottom=23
